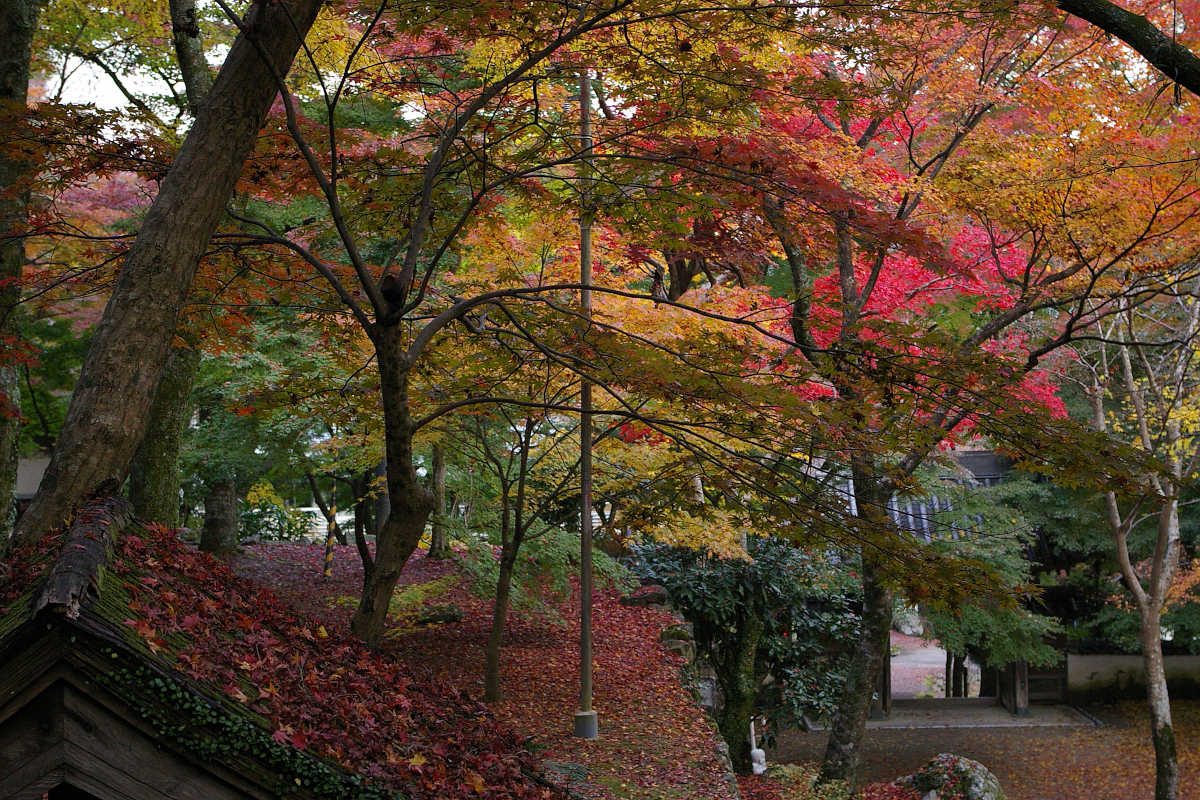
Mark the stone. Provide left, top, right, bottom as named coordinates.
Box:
left=619, top=585, right=669, bottom=607
left=711, top=736, right=741, bottom=799
left=415, top=603, right=464, bottom=625
left=893, top=604, right=924, bottom=636
left=897, top=753, right=1006, bottom=800
left=663, top=638, right=695, bottom=662
left=659, top=622, right=693, bottom=642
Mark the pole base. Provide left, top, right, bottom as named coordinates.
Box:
left=573, top=710, right=598, bottom=739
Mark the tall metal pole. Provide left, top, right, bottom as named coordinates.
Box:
left=573, top=67, right=598, bottom=740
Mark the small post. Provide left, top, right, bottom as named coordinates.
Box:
left=322, top=502, right=336, bottom=579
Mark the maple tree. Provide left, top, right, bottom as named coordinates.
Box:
left=576, top=4, right=1200, bottom=789
left=176, top=0, right=832, bottom=647
left=1059, top=285, right=1200, bottom=800
left=10, top=5, right=1200, bottom=798
left=438, top=391, right=587, bottom=702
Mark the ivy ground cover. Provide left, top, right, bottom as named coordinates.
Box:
left=234, top=542, right=739, bottom=800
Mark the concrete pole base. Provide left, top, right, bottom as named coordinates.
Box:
left=573, top=710, right=598, bottom=739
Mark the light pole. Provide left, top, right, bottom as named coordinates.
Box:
left=572, top=67, right=598, bottom=740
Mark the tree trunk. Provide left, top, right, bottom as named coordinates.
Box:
left=199, top=478, right=237, bottom=554
left=1141, top=613, right=1179, bottom=800
left=717, top=611, right=764, bottom=774
left=820, top=553, right=893, bottom=787
left=484, top=545, right=519, bottom=702
left=428, top=444, right=450, bottom=558
left=168, top=0, right=213, bottom=115
left=125, top=0, right=213, bottom=530
left=821, top=459, right=895, bottom=787
left=350, top=325, right=434, bottom=645
left=0, top=0, right=41, bottom=543
left=11, top=0, right=324, bottom=549
left=305, top=472, right=347, bottom=545
left=129, top=343, right=199, bottom=527
left=372, top=457, right=389, bottom=532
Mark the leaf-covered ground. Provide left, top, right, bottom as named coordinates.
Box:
left=771, top=700, right=1200, bottom=799
left=4, top=526, right=565, bottom=800
left=234, top=542, right=740, bottom=800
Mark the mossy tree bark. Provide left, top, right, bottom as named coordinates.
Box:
left=167, top=0, right=213, bottom=114
left=820, top=463, right=894, bottom=789
left=126, top=0, right=213, bottom=530
left=1141, top=610, right=1179, bottom=800
left=0, top=0, right=41, bottom=542
left=715, top=610, right=764, bottom=774
left=427, top=444, right=450, bottom=558
left=129, top=343, right=199, bottom=527
left=199, top=477, right=237, bottom=555
left=10, top=0, right=324, bottom=549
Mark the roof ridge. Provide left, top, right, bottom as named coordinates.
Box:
left=35, top=490, right=131, bottom=619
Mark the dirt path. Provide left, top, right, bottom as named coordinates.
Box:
left=771, top=701, right=1200, bottom=800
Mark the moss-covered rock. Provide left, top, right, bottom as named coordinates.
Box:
left=897, top=753, right=1006, bottom=800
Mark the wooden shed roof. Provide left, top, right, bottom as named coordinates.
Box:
left=0, top=494, right=397, bottom=800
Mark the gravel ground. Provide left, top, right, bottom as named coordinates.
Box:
left=771, top=700, right=1200, bottom=800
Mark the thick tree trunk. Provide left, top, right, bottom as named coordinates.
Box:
left=980, top=666, right=998, bottom=698
left=821, top=460, right=895, bottom=786
left=428, top=444, right=450, bottom=558
left=717, top=611, right=764, bottom=774
left=198, top=478, right=237, bottom=555
left=0, top=0, right=40, bottom=542
left=1141, top=614, right=1179, bottom=800
left=129, top=343, right=199, bottom=527
left=125, top=0, right=213, bottom=530
left=11, top=0, right=324, bottom=549
left=484, top=545, right=519, bottom=702
left=350, top=325, right=434, bottom=645
left=821, top=554, right=892, bottom=786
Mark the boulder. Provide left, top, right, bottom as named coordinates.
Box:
left=659, top=622, right=693, bottom=642
left=896, top=753, right=1006, bottom=800
left=659, top=623, right=695, bottom=661
left=619, top=584, right=669, bottom=607
left=893, top=604, right=924, bottom=636
left=415, top=604, right=464, bottom=625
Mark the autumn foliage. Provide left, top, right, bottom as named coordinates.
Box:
left=3, top=525, right=565, bottom=799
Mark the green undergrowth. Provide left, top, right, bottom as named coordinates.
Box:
left=329, top=573, right=459, bottom=635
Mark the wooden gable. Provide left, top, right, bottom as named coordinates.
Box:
left=0, top=494, right=395, bottom=800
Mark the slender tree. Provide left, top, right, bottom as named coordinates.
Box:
left=1077, top=290, right=1200, bottom=800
